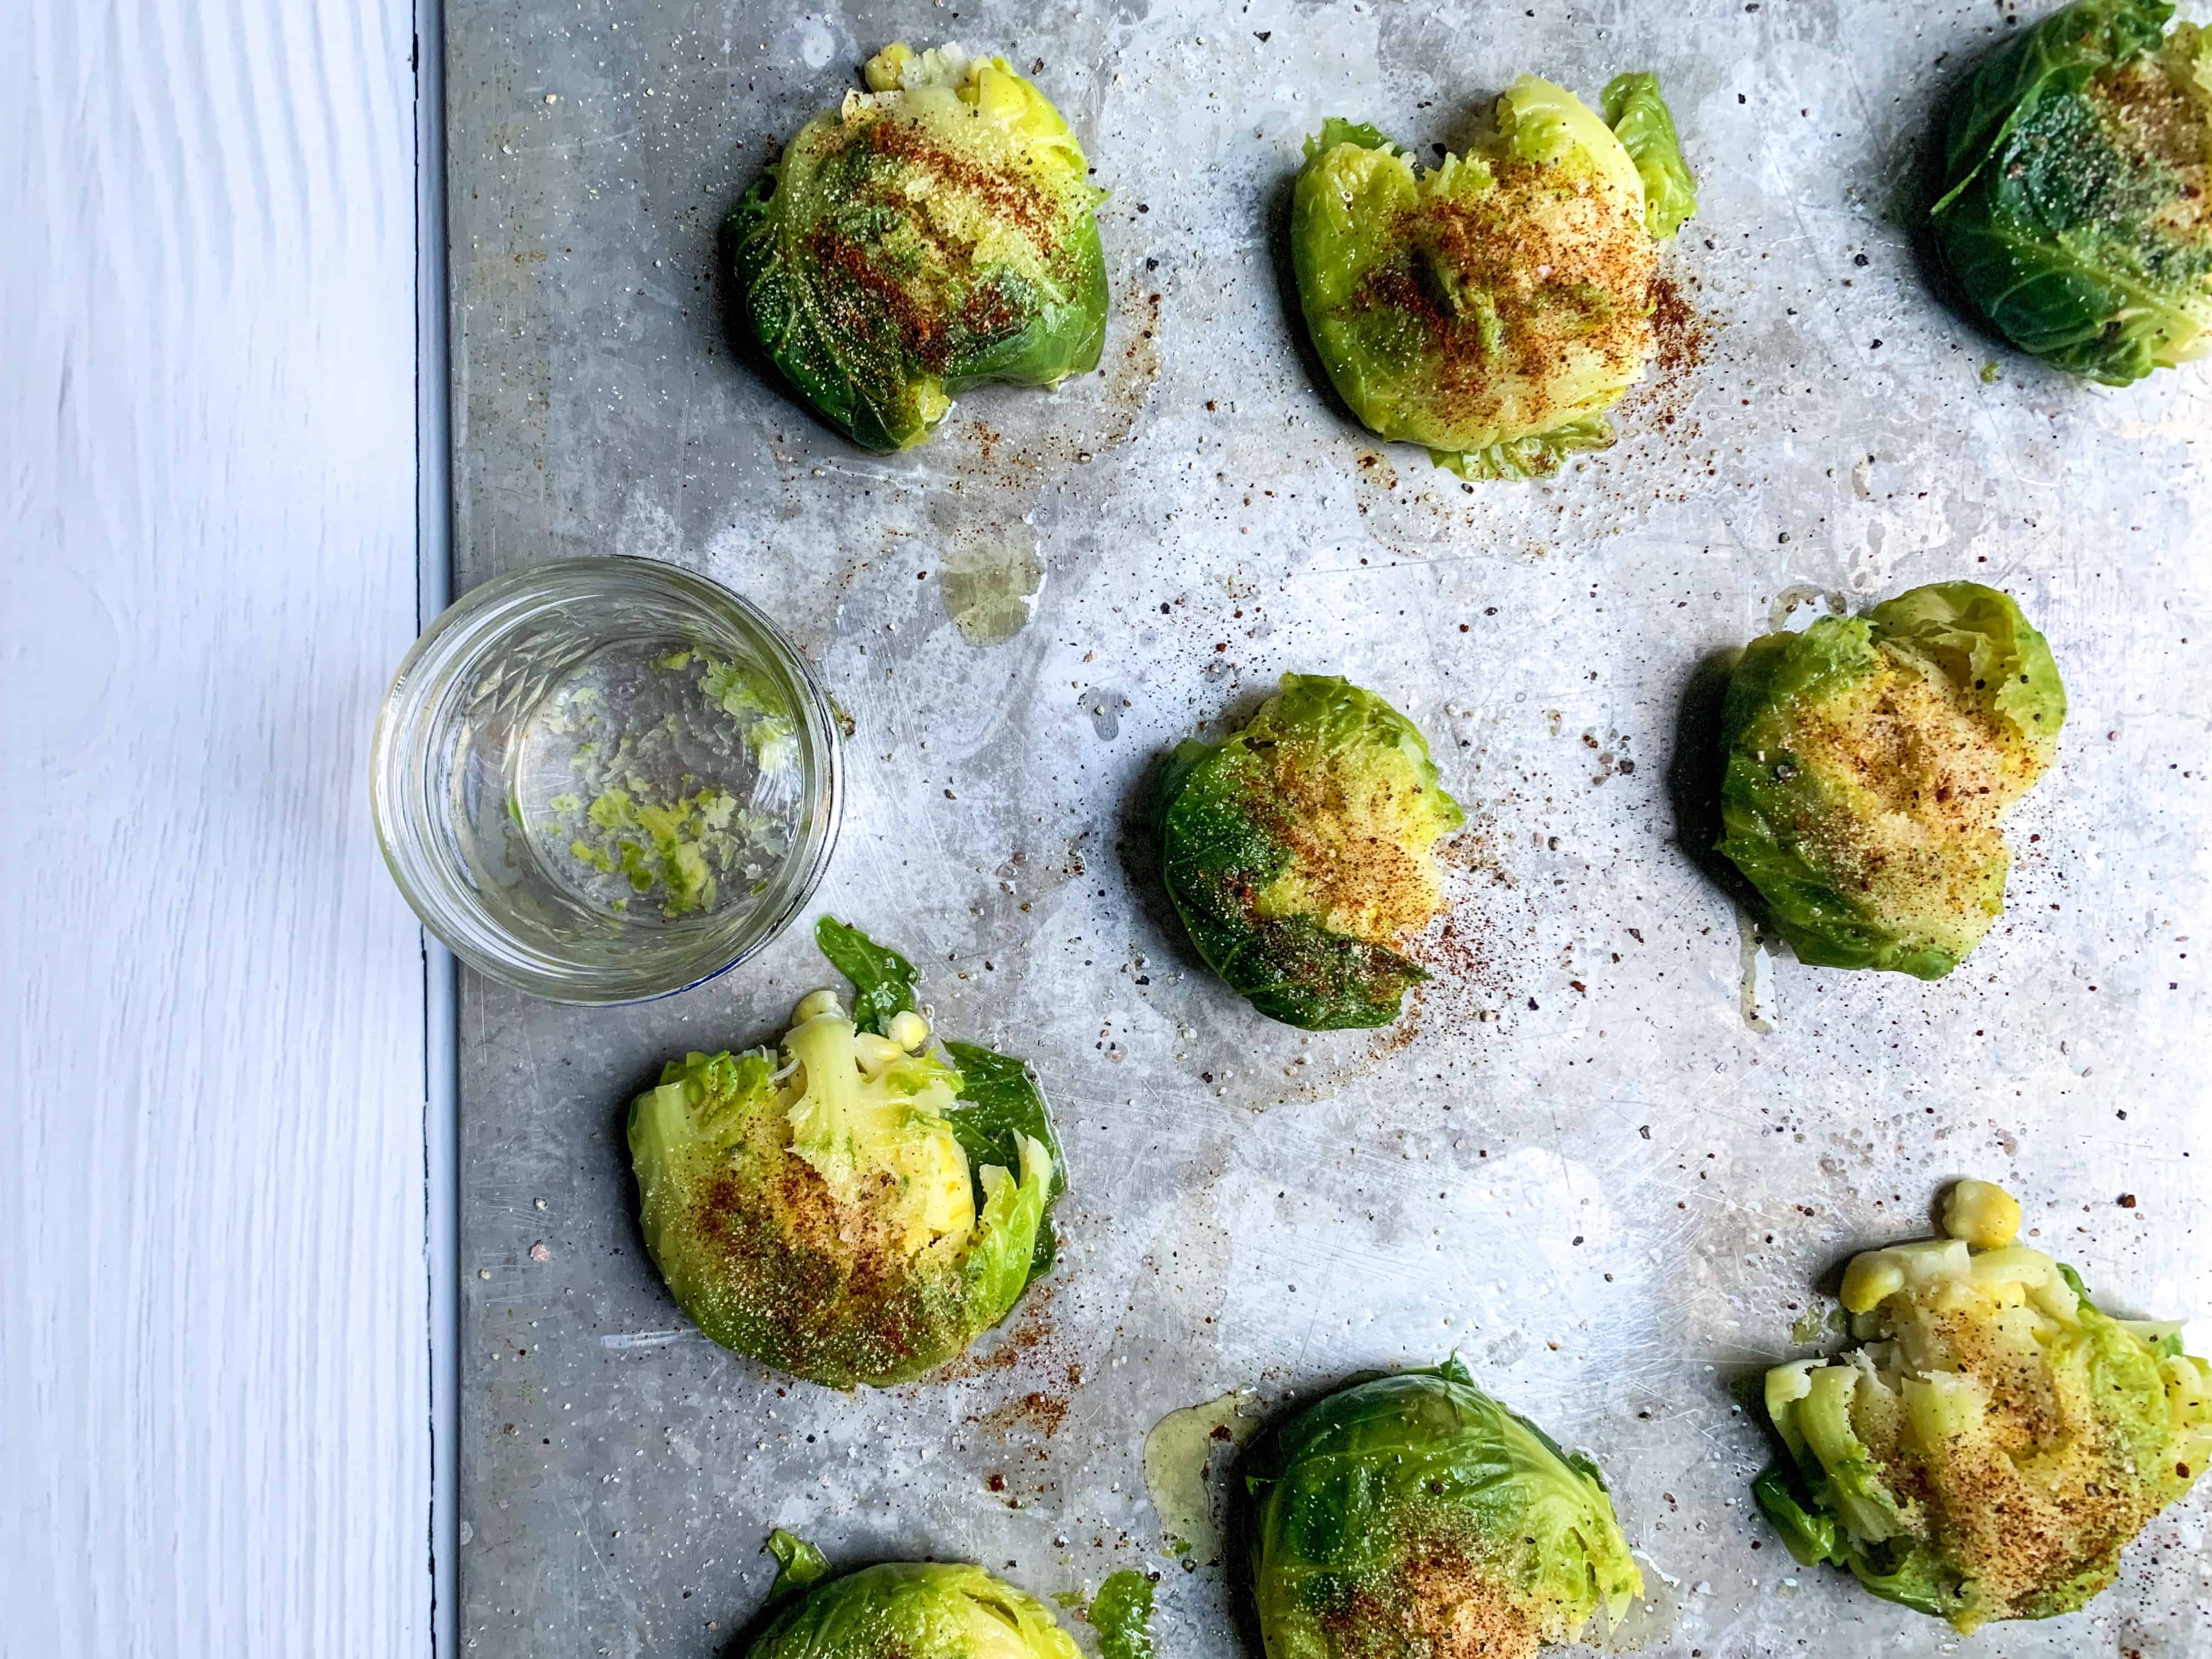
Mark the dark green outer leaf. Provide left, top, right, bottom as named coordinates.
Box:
left=729, top=174, right=909, bottom=452
left=1751, top=1468, right=1838, bottom=1567
left=1840, top=1539, right=1966, bottom=1622
left=1929, top=106, right=2204, bottom=386
left=941, top=230, right=1108, bottom=392
left=1155, top=737, right=1221, bottom=817
left=765, top=1530, right=834, bottom=1606
left=940, top=1040, right=1066, bottom=1284
left=1936, top=0, right=2169, bottom=195
left=1088, top=1570, right=1155, bottom=1659
left=1928, top=195, right=2155, bottom=380
left=1245, top=1361, right=1580, bottom=1538
left=815, top=914, right=919, bottom=1035
left=1159, top=743, right=1420, bottom=1030
left=1926, top=0, right=2196, bottom=383
left=1750, top=1464, right=1964, bottom=1620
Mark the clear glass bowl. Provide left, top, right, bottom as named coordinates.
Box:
left=372, top=557, right=843, bottom=1003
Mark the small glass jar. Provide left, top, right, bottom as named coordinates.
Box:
left=372, top=557, right=843, bottom=1003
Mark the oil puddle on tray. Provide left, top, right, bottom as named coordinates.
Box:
left=941, top=526, right=1045, bottom=645
left=1142, top=1389, right=1264, bottom=1566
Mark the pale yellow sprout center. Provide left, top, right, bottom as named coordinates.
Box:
left=1942, top=1178, right=2023, bottom=1250
left=792, top=988, right=846, bottom=1024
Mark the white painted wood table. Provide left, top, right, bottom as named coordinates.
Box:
left=6, top=2, right=449, bottom=1654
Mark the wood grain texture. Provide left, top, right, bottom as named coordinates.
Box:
left=4, top=3, right=435, bottom=1655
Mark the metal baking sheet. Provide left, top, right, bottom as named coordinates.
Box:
left=445, top=1, right=2212, bottom=1653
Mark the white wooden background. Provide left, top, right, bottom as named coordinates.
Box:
left=5, top=3, right=443, bottom=1654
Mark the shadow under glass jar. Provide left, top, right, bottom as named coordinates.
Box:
left=373, top=557, right=843, bottom=1003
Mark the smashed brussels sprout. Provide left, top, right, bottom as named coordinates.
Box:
left=1929, top=0, right=2212, bottom=385
left=1716, top=582, right=2065, bottom=979
left=727, top=43, right=1108, bottom=450
left=748, top=1535, right=1081, bottom=1659
left=1246, top=1358, right=1641, bottom=1659
left=1291, top=72, right=1694, bottom=479
left=627, top=917, right=1063, bottom=1387
left=1755, top=1180, right=2212, bottom=1630
left=1159, top=674, right=1463, bottom=1030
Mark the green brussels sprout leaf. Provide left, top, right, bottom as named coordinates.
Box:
left=747, top=1558, right=1083, bottom=1659
left=1934, top=0, right=2177, bottom=201
left=1306, top=115, right=1397, bottom=155
left=1160, top=674, right=1464, bottom=1030
left=1754, top=1191, right=2212, bottom=1630
left=627, top=922, right=1064, bottom=1387
left=814, top=913, right=920, bottom=1036
left=940, top=1040, right=1065, bottom=1280
left=1928, top=0, right=2212, bottom=383
left=1716, top=582, right=2064, bottom=978
left=1751, top=1468, right=1840, bottom=1567
left=729, top=43, right=1109, bottom=450
left=1602, top=72, right=1699, bottom=240
left=1245, top=1359, right=1641, bottom=1658
left=1087, top=1570, right=1155, bottom=1659
left=764, top=1530, right=834, bottom=1607
left=1291, top=74, right=1692, bottom=478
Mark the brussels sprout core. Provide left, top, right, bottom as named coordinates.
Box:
left=1291, top=74, right=1694, bottom=479
left=1716, top=582, right=2066, bottom=978
left=1756, top=1182, right=2212, bottom=1630
left=1159, top=675, right=1464, bottom=1029
left=1930, top=0, right=2212, bottom=384
left=627, top=919, right=1062, bottom=1387
left=727, top=42, right=1109, bottom=450
left=1245, top=1359, right=1641, bottom=1659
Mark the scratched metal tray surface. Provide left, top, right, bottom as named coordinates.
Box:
left=445, top=0, right=2212, bottom=1654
